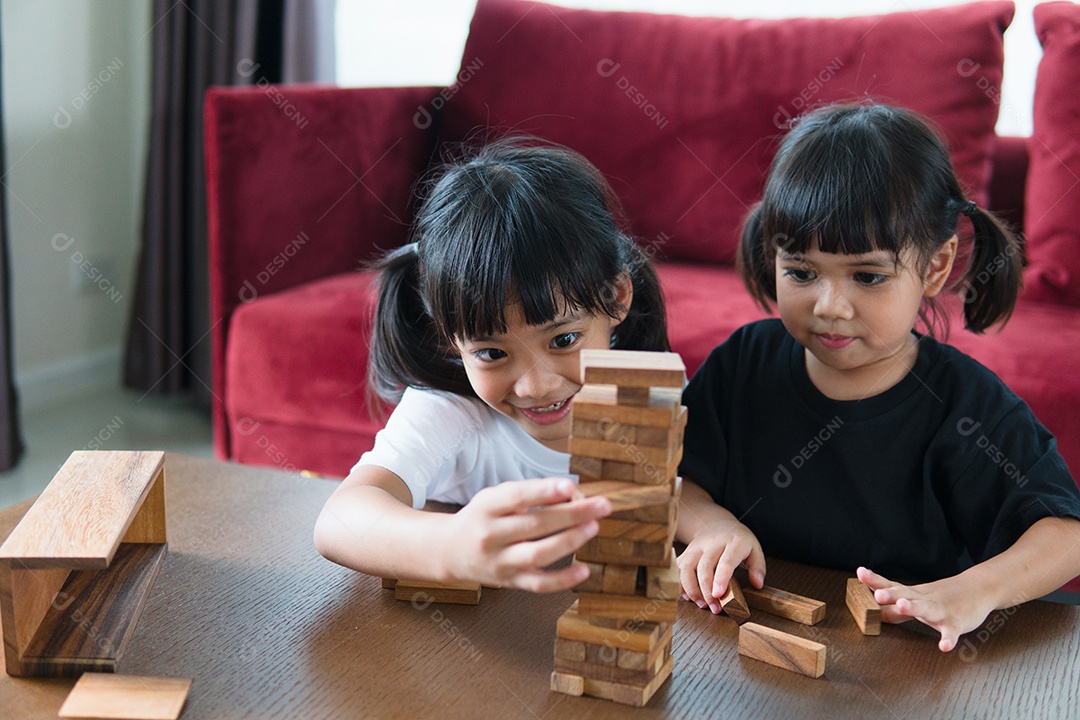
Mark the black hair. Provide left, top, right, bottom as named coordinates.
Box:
left=369, top=137, right=670, bottom=403
left=738, top=103, right=1022, bottom=334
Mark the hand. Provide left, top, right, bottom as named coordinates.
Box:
left=856, top=567, right=997, bottom=652
left=439, top=478, right=612, bottom=593
left=677, top=521, right=765, bottom=614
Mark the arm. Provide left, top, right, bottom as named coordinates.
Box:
left=859, top=516, right=1080, bottom=651
left=313, top=464, right=612, bottom=593
left=675, top=478, right=766, bottom=613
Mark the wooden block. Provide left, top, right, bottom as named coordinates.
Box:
left=576, top=535, right=671, bottom=568
left=585, top=642, right=619, bottom=667
left=646, top=554, right=680, bottom=601
left=719, top=576, right=751, bottom=623
left=601, top=564, right=641, bottom=596
left=550, top=670, right=584, bottom=697
left=743, top=586, right=826, bottom=626
left=569, top=436, right=676, bottom=468
left=554, top=638, right=587, bottom=662
left=580, top=349, right=686, bottom=388
left=846, top=578, right=881, bottom=635
left=577, top=592, right=678, bottom=624
left=738, top=622, right=826, bottom=678
left=581, top=654, right=674, bottom=707
left=617, top=386, right=651, bottom=406
left=394, top=579, right=481, bottom=605
left=574, top=480, right=673, bottom=513
left=618, top=624, right=673, bottom=670
left=0, top=451, right=168, bottom=678
left=572, top=385, right=682, bottom=429
left=609, top=485, right=678, bottom=524
left=573, top=562, right=605, bottom=593
left=556, top=603, right=663, bottom=653
left=569, top=455, right=603, bottom=477
left=598, top=518, right=669, bottom=544
left=573, top=418, right=635, bottom=444
left=0, top=451, right=166, bottom=570
left=380, top=577, right=397, bottom=589
left=601, top=459, right=637, bottom=482
left=556, top=656, right=655, bottom=686
left=58, top=672, right=192, bottom=719
left=588, top=615, right=629, bottom=629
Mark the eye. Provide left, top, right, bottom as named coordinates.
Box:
left=782, top=267, right=815, bottom=283
left=854, top=272, right=888, bottom=286
left=472, top=348, right=508, bottom=362
left=551, top=332, right=580, bottom=350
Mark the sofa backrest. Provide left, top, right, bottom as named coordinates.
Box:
left=442, top=0, right=1015, bottom=266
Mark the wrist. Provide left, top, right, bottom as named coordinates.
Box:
left=420, top=511, right=459, bottom=583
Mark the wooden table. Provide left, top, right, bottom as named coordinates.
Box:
left=1, top=453, right=1078, bottom=718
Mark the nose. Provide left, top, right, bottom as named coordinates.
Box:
left=514, top=356, right=565, bottom=402
left=813, top=280, right=855, bottom=321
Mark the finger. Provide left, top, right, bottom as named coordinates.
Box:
left=514, top=563, right=592, bottom=594
left=745, top=544, right=767, bottom=589
left=712, top=544, right=748, bottom=598
left=494, top=496, right=612, bottom=544
left=856, top=566, right=895, bottom=590
left=938, top=629, right=959, bottom=653
left=677, top=549, right=706, bottom=607
left=474, top=477, right=581, bottom=515
left=697, top=552, right=722, bottom=613
left=500, top=519, right=601, bottom=571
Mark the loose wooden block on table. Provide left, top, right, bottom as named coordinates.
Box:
left=719, top=576, right=751, bottom=623
left=845, top=578, right=881, bottom=635
left=580, top=349, right=686, bottom=388
left=58, top=672, right=192, bottom=720
left=392, top=579, right=481, bottom=605
left=742, top=585, right=826, bottom=626
left=738, top=622, right=826, bottom=679
left=0, top=450, right=167, bottom=678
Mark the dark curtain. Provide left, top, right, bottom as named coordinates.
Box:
left=124, top=0, right=334, bottom=405
left=0, top=20, right=25, bottom=471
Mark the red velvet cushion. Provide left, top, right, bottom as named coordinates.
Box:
left=226, top=271, right=384, bottom=476
left=1024, top=2, right=1080, bottom=306
left=444, top=0, right=1013, bottom=265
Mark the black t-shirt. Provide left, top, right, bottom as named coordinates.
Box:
left=680, top=319, right=1080, bottom=583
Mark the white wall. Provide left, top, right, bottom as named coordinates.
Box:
left=2, top=0, right=151, bottom=407
left=336, top=0, right=1042, bottom=136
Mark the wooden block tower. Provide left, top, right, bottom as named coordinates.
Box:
left=550, top=349, right=686, bottom=706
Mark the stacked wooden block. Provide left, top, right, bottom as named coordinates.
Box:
left=551, top=350, right=686, bottom=707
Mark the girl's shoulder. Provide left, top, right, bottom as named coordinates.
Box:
left=705, top=318, right=791, bottom=366
left=920, top=337, right=1026, bottom=418
left=393, top=386, right=496, bottom=427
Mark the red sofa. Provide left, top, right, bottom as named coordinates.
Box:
left=206, top=0, right=1080, bottom=587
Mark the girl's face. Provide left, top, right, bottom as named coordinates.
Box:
left=775, top=238, right=955, bottom=400
left=453, top=279, right=632, bottom=453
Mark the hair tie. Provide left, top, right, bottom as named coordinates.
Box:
left=961, top=200, right=977, bottom=217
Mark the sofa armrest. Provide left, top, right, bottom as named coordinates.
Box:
left=205, top=84, right=440, bottom=459
left=987, top=135, right=1029, bottom=233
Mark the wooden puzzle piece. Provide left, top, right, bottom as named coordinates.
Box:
left=580, top=349, right=686, bottom=388
left=719, top=576, right=751, bottom=623
left=58, top=672, right=192, bottom=720
left=738, top=622, right=826, bottom=678
left=742, top=586, right=826, bottom=626
left=845, top=578, right=881, bottom=635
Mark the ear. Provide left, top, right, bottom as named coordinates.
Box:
left=923, top=235, right=958, bottom=298
left=611, top=272, right=634, bottom=325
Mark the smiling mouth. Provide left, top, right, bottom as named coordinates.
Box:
left=517, top=396, right=575, bottom=426
left=530, top=399, right=568, bottom=413
left=816, top=333, right=856, bottom=349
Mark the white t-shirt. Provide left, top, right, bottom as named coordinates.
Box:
left=352, top=387, right=571, bottom=508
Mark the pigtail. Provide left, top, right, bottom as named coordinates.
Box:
left=736, top=203, right=777, bottom=311
left=367, top=243, right=473, bottom=406
left=615, top=238, right=670, bottom=352
left=956, top=203, right=1022, bottom=333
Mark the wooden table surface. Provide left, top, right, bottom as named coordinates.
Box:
left=1, top=453, right=1078, bottom=718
